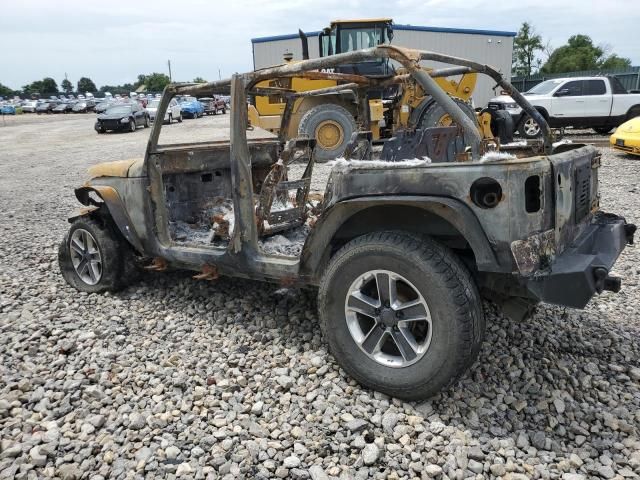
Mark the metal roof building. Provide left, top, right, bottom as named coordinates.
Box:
left=251, top=24, right=516, bottom=107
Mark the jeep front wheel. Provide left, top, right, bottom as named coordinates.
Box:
left=318, top=231, right=485, bottom=400
left=58, top=217, right=132, bottom=293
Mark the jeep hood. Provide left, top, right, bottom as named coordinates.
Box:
left=87, top=159, right=144, bottom=178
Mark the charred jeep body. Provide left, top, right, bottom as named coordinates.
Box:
left=59, top=46, right=635, bottom=400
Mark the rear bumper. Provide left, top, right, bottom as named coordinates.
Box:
left=526, top=213, right=635, bottom=308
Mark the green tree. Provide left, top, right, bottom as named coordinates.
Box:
left=99, top=83, right=135, bottom=95
left=41, top=77, right=58, bottom=95
left=77, top=77, right=97, bottom=93
left=61, top=79, right=73, bottom=94
left=0, top=82, right=15, bottom=97
left=135, top=74, right=147, bottom=89
left=193, top=77, right=207, bottom=83
left=143, top=73, right=171, bottom=92
left=599, top=54, right=632, bottom=71
left=512, top=22, right=544, bottom=76
left=22, top=81, right=43, bottom=96
left=21, top=78, right=58, bottom=96
left=541, top=35, right=632, bottom=73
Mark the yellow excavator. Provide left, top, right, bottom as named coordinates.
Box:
left=248, top=19, right=497, bottom=160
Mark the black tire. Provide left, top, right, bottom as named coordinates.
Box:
left=626, top=107, right=640, bottom=121
left=518, top=114, right=542, bottom=139
left=144, top=115, right=149, bottom=128
left=222, top=108, right=226, bottom=114
left=129, top=118, right=136, bottom=132
left=177, top=113, right=183, bottom=123
left=97, top=127, right=105, bottom=134
left=593, top=127, right=613, bottom=135
left=167, top=113, right=172, bottom=125
left=58, top=217, right=133, bottom=293
left=298, top=103, right=356, bottom=161
left=318, top=231, right=485, bottom=400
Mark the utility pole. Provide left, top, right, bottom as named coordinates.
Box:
left=168, top=60, right=172, bottom=81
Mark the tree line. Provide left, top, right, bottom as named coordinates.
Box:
left=0, top=73, right=208, bottom=98
left=512, top=22, right=632, bottom=77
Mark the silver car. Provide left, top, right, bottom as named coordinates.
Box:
left=147, top=98, right=182, bottom=124
left=22, top=100, right=38, bottom=113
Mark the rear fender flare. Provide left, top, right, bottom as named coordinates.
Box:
left=74, top=185, right=144, bottom=253
left=300, top=196, right=499, bottom=281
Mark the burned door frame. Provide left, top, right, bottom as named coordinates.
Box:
left=140, top=44, right=554, bottom=282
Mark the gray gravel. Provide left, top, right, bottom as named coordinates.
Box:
left=1, top=114, right=639, bottom=479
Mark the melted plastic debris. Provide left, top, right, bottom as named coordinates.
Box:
left=259, top=225, right=309, bottom=257
left=169, top=199, right=235, bottom=245
left=271, top=196, right=296, bottom=212
left=479, top=151, right=517, bottom=163
left=501, top=140, right=529, bottom=148
left=327, top=157, right=431, bottom=172
left=553, top=139, right=574, bottom=147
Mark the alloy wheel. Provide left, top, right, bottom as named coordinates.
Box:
left=344, top=270, right=432, bottom=368
left=69, top=229, right=102, bottom=285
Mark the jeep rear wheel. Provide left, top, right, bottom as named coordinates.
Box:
left=58, top=217, right=134, bottom=293
left=318, top=231, right=485, bottom=400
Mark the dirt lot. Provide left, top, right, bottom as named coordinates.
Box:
left=0, top=113, right=639, bottom=480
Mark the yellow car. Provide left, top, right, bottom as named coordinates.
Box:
left=610, top=116, right=640, bottom=155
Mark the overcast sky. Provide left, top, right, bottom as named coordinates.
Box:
left=1, top=0, right=639, bottom=89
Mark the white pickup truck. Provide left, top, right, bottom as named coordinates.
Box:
left=488, top=76, right=640, bottom=138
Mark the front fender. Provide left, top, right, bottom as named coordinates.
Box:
left=299, top=195, right=500, bottom=281
left=74, top=185, right=144, bottom=253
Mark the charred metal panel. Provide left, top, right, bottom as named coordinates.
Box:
left=548, top=146, right=598, bottom=254
left=380, top=127, right=458, bottom=163
left=510, top=229, right=555, bottom=276
left=75, top=185, right=145, bottom=253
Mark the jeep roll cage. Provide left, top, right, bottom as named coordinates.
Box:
left=148, top=45, right=553, bottom=159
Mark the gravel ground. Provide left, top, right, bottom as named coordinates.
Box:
left=1, top=114, right=639, bottom=480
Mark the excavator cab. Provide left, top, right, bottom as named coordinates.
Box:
left=318, top=19, right=394, bottom=76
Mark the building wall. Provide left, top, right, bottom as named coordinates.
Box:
left=253, top=35, right=320, bottom=72
left=252, top=26, right=514, bottom=107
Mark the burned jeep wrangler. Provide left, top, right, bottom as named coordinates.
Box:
left=59, top=46, right=635, bottom=400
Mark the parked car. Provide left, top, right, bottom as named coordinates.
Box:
left=36, top=102, right=56, bottom=114
left=147, top=98, right=182, bottom=124
left=22, top=100, right=38, bottom=113
left=95, top=100, right=116, bottom=114
left=72, top=100, right=96, bottom=113
left=610, top=115, right=640, bottom=155
left=52, top=102, right=75, bottom=114
left=95, top=103, right=149, bottom=133
left=198, top=96, right=227, bottom=115
left=178, top=97, right=204, bottom=118
left=488, top=76, right=640, bottom=138
left=1, top=103, right=21, bottom=115
left=59, top=46, right=635, bottom=401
